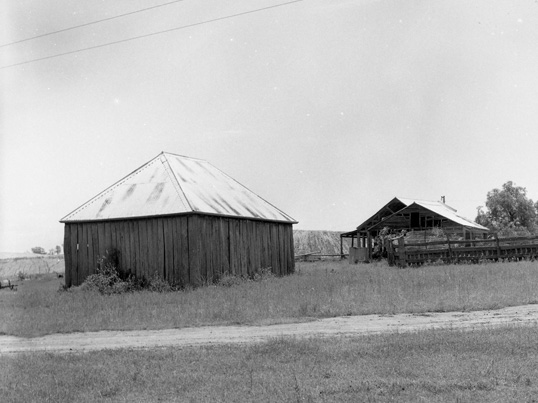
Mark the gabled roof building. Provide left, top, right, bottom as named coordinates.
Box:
left=341, top=197, right=489, bottom=261
left=61, top=152, right=297, bottom=287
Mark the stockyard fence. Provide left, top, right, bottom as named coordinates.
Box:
left=386, top=235, right=538, bottom=267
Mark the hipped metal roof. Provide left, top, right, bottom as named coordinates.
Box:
left=61, top=152, right=297, bottom=224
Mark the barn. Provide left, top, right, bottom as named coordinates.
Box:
left=341, top=197, right=489, bottom=262
left=60, top=152, right=297, bottom=287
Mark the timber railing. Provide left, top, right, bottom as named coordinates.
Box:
left=386, top=235, right=538, bottom=267
left=295, top=250, right=348, bottom=262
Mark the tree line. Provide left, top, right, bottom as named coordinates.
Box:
left=476, top=181, right=538, bottom=237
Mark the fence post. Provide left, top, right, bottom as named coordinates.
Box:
left=446, top=235, right=452, bottom=263
left=398, top=237, right=407, bottom=267
left=494, top=233, right=501, bottom=261
left=385, top=239, right=394, bottom=266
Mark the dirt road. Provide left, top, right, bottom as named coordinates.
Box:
left=2, top=304, right=538, bottom=354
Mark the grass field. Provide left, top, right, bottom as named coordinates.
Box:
left=2, top=259, right=538, bottom=337
left=2, top=325, right=538, bottom=402
left=3, top=260, right=538, bottom=402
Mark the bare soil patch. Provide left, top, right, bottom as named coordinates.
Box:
left=2, top=304, right=538, bottom=354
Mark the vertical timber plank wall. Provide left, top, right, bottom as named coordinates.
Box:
left=65, top=216, right=294, bottom=287
left=188, top=215, right=202, bottom=286
left=63, top=225, right=72, bottom=287
left=163, top=217, right=174, bottom=284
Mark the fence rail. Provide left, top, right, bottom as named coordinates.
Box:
left=386, top=235, right=538, bottom=267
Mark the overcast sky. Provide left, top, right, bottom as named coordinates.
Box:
left=2, top=0, right=538, bottom=252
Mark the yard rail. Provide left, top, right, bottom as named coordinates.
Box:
left=386, top=235, right=538, bottom=267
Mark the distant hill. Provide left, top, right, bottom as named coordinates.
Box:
left=293, top=230, right=351, bottom=256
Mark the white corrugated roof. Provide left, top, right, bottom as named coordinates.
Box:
left=408, top=200, right=489, bottom=231
left=384, top=197, right=488, bottom=231
left=60, top=152, right=297, bottom=223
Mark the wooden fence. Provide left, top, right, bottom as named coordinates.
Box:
left=295, top=250, right=348, bottom=262
left=386, top=235, right=538, bottom=267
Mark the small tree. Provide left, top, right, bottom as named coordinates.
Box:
left=476, top=181, right=537, bottom=236
left=31, top=246, right=46, bottom=255
left=55, top=245, right=62, bottom=255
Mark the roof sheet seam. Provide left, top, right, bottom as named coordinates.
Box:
left=159, top=154, right=192, bottom=212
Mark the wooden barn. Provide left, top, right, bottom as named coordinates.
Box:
left=342, top=197, right=489, bottom=262
left=60, top=152, right=297, bottom=287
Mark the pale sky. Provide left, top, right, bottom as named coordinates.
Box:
left=2, top=0, right=538, bottom=252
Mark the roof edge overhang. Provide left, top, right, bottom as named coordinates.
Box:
left=340, top=229, right=358, bottom=237
left=60, top=210, right=298, bottom=225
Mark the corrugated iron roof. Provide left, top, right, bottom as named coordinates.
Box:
left=354, top=197, right=488, bottom=233
left=60, top=152, right=297, bottom=223
left=404, top=200, right=489, bottom=231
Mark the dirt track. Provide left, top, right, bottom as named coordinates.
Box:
left=2, top=304, right=538, bottom=354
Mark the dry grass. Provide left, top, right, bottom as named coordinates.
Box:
left=2, top=325, right=538, bottom=402
left=2, top=260, right=538, bottom=337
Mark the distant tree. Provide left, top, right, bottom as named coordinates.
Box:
left=31, top=246, right=46, bottom=254
left=55, top=245, right=62, bottom=255
left=476, top=181, right=537, bottom=236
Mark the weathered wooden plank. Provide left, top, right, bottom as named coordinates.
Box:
left=128, top=220, right=140, bottom=276
left=212, top=218, right=220, bottom=282
left=171, top=217, right=179, bottom=285
left=63, top=225, right=72, bottom=287
left=249, top=220, right=259, bottom=275
left=146, top=218, right=155, bottom=277
left=220, top=218, right=230, bottom=278
left=90, top=223, right=99, bottom=275
left=118, top=221, right=126, bottom=272
left=262, top=223, right=268, bottom=270
left=96, top=222, right=106, bottom=268
left=278, top=225, right=286, bottom=276
left=71, top=224, right=80, bottom=286
left=132, top=220, right=142, bottom=279
left=198, top=216, right=208, bottom=283
left=156, top=218, right=165, bottom=279
left=188, top=215, right=202, bottom=286
left=123, top=220, right=132, bottom=275
left=103, top=221, right=111, bottom=257
left=271, top=224, right=280, bottom=276
left=202, top=217, right=212, bottom=283
left=178, top=216, right=190, bottom=285
left=85, top=224, right=93, bottom=277
left=288, top=225, right=295, bottom=273
left=240, top=220, right=249, bottom=277
left=137, top=219, right=148, bottom=279
left=163, top=217, right=174, bottom=283
left=113, top=222, right=122, bottom=271
left=78, top=223, right=88, bottom=283
left=228, top=219, right=238, bottom=276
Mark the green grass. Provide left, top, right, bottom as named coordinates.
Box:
left=3, top=260, right=538, bottom=337
left=2, top=325, right=538, bottom=402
